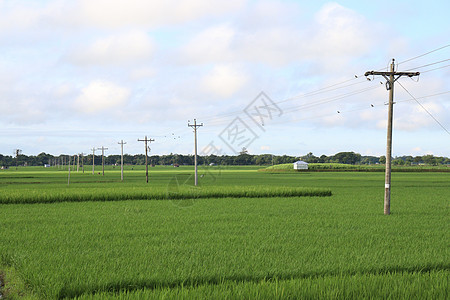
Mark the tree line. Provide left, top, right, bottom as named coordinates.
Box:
left=1, top=151, right=449, bottom=168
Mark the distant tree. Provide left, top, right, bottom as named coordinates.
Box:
left=301, top=152, right=319, bottom=163
left=318, top=155, right=328, bottom=163
left=333, top=152, right=361, bottom=165
left=360, top=156, right=379, bottom=165
left=392, top=158, right=405, bottom=165
left=422, top=155, right=437, bottom=166
left=379, top=156, right=386, bottom=164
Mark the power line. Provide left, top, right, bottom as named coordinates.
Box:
left=197, top=78, right=372, bottom=124
left=204, top=84, right=383, bottom=128
left=404, top=58, right=450, bottom=71
left=282, top=85, right=382, bottom=115
left=190, top=49, right=449, bottom=127
left=420, top=64, right=450, bottom=73
left=397, top=81, right=450, bottom=136
left=398, top=44, right=450, bottom=65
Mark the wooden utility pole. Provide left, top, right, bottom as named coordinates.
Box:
left=138, top=136, right=154, bottom=183
left=188, top=119, right=203, bottom=186
left=14, top=149, right=22, bottom=170
left=118, top=140, right=126, bottom=181
left=68, top=155, right=71, bottom=186
left=80, top=153, right=85, bottom=173
left=97, top=146, right=108, bottom=176
left=91, top=148, right=96, bottom=175
left=365, top=59, right=419, bottom=215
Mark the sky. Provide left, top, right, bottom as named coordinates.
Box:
left=1, top=0, right=449, bottom=157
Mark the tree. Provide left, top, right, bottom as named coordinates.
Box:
left=333, top=152, right=361, bottom=165
left=301, top=152, right=319, bottom=163
left=422, top=155, right=437, bottom=166
left=393, top=158, right=405, bottom=165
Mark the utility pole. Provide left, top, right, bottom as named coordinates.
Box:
left=80, top=153, right=85, bottom=173
left=118, top=140, right=126, bottom=181
left=77, top=154, right=80, bottom=172
left=188, top=119, right=203, bottom=186
left=68, top=155, right=71, bottom=186
left=97, top=146, right=108, bottom=176
left=91, top=148, right=96, bottom=175
left=365, top=59, right=419, bottom=215
left=14, top=149, right=22, bottom=170
left=138, top=136, right=154, bottom=183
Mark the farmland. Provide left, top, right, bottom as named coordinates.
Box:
left=0, top=166, right=448, bottom=299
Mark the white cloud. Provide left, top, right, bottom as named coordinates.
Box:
left=0, top=2, right=43, bottom=32
left=0, top=0, right=246, bottom=32
left=304, top=2, right=374, bottom=71
left=201, top=65, right=248, bottom=98
left=74, top=80, right=130, bottom=113
left=180, top=2, right=375, bottom=68
left=182, top=24, right=235, bottom=64
left=68, top=31, right=154, bottom=66
left=77, top=0, right=245, bottom=29
left=396, top=101, right=445, bottom=131
left=129, top=67, right=157, bottom=81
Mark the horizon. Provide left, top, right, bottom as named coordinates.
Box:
left=1, top=1, right=449, bottom=157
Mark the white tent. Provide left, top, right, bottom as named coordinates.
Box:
left=293, top=160, right=308, bottom=170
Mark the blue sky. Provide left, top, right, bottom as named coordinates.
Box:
left=1, top=0, right=449, bottom=157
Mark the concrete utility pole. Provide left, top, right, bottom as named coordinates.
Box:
left=118, top=140, right=126, bottom=181
left=97, top=146, right=108, bottom=176
left=91, top=148, right=96, bottom=175
left=365, top=59, right=419, bottom=215
left=188, top=119, right=203, bottom=186
left=138, top=136, right=154, bottom=183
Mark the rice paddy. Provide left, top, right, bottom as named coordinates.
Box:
left=0, top=166, right=448, bottom=299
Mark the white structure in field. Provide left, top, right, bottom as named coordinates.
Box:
left=293, top=161, right=308, bottom=170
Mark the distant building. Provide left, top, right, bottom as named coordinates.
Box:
left=293, top=161, right=308, bottom=170
left=44, top=164, right=51, bottom=168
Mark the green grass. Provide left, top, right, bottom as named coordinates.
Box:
left=0, top=166, right=331, bottom=204
left=74, top=270, right=448, bottom=299
left=0, top=167, right=448, bottom=299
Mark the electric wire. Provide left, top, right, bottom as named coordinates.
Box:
left=191, top=45, right=450, bottom=126
left=196, top=77, right=369, bottom=124
left=5, top=45, right=450, bottom=149
left=397, top=44, right=450, bottom=65
left=397, top=82, right=450, bottom=136
left=418, top=64, right=450, bottom=74
left=404, top=58, right=450, bottom=71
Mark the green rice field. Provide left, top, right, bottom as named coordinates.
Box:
left=0, top=165, right=448, bottom=299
